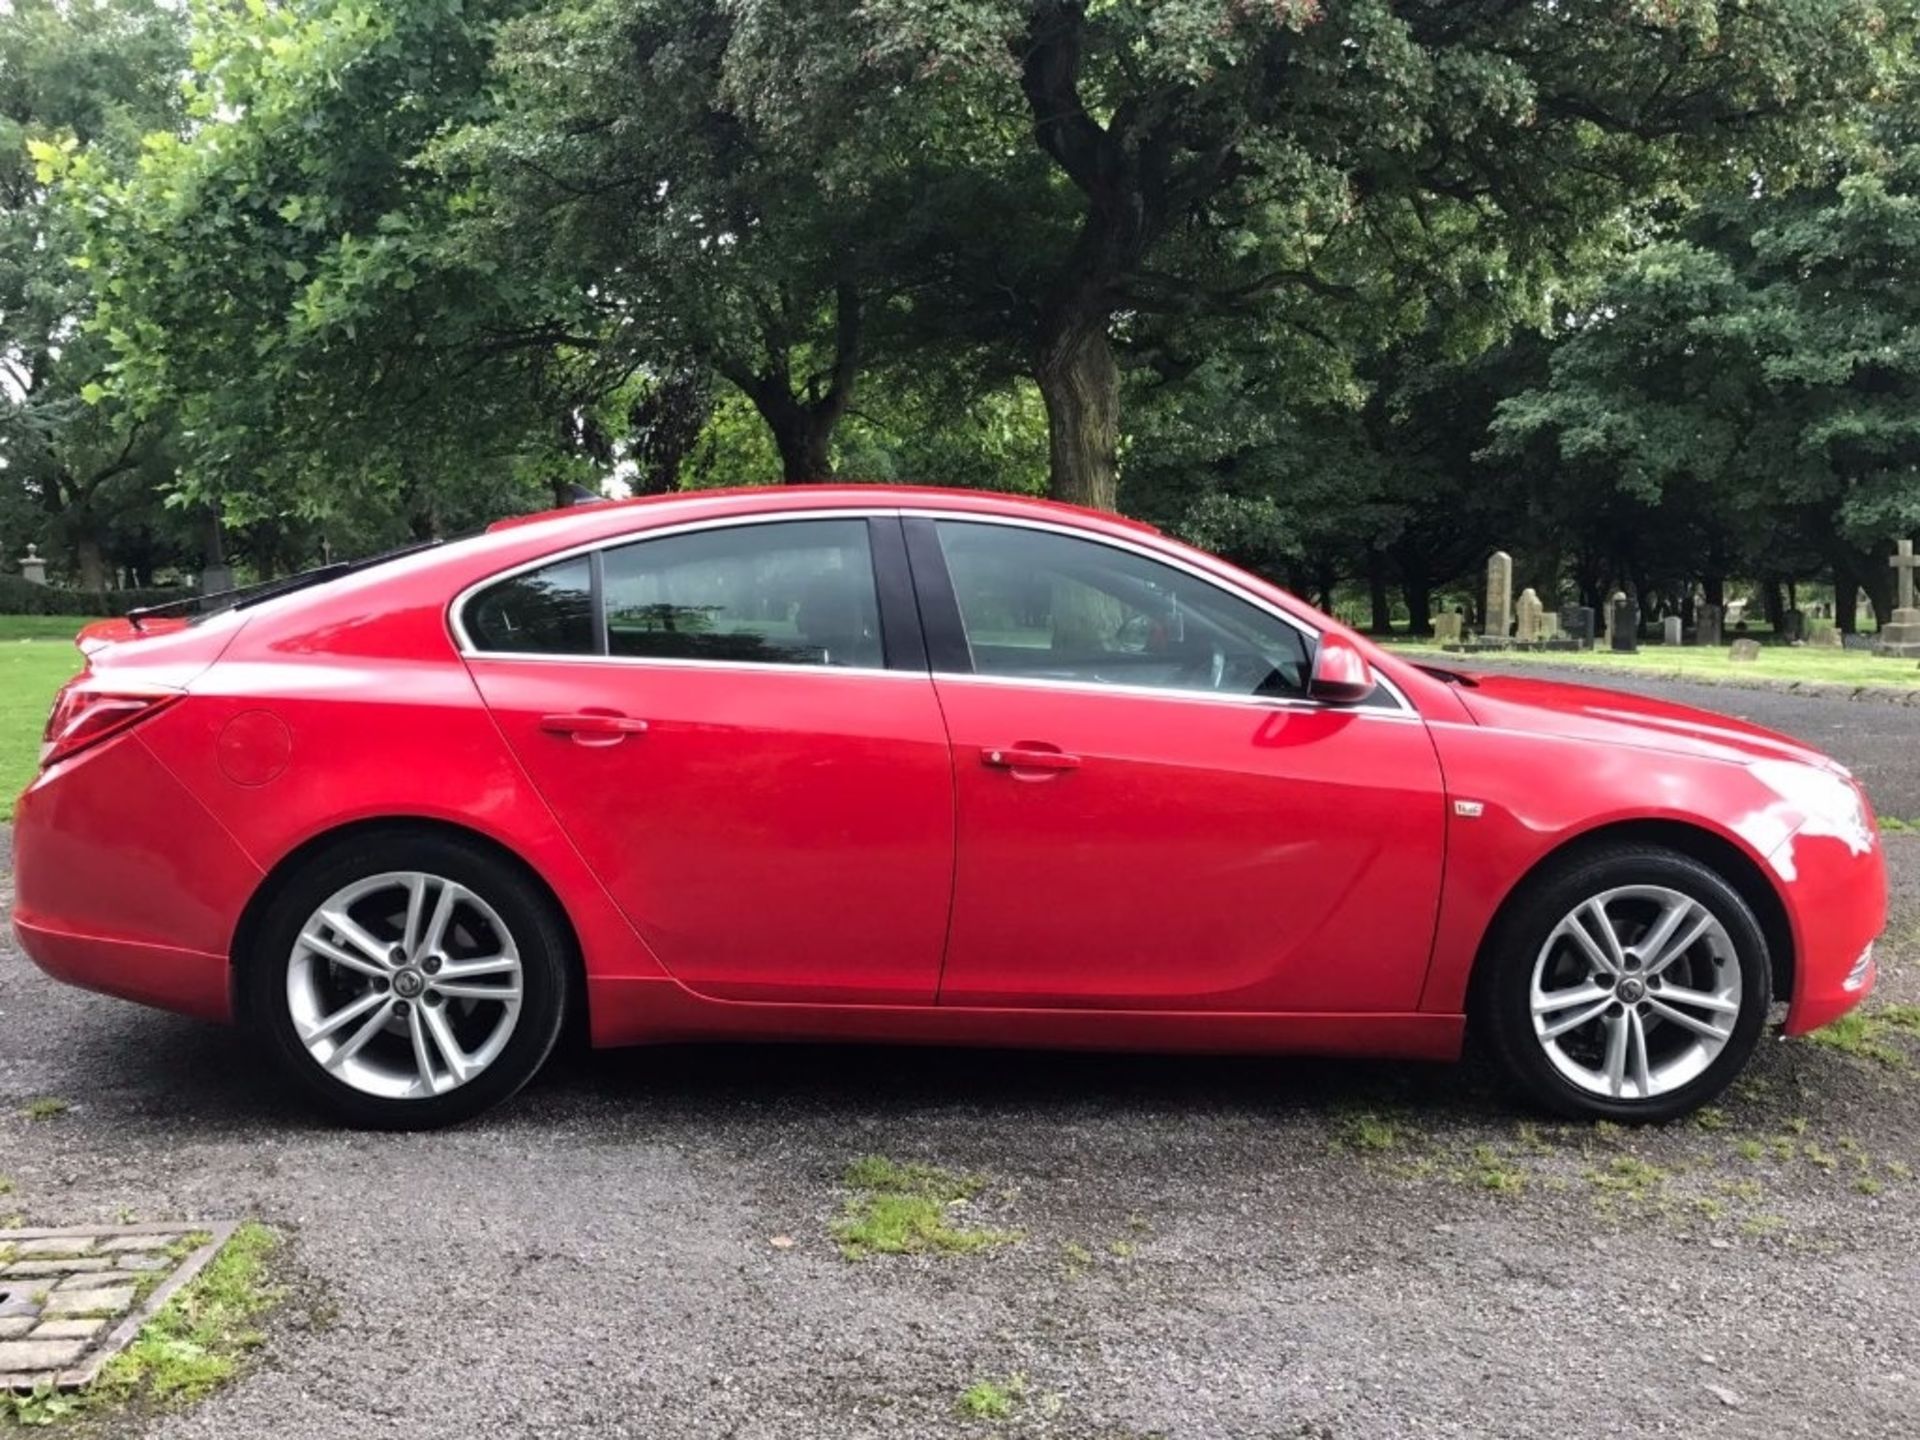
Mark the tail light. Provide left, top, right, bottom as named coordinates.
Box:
left=41, top=683, right=180, bottom=768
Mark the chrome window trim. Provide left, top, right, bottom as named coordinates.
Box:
left=448, top=501, right=1414, bottom=716
left=900, top=508, right=1414, bottom=716
left=931, top=668, right=1423, bottom=721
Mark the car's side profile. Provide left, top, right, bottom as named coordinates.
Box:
left=11, top=486, right=1888, bottom=1127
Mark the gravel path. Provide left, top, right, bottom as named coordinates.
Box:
left=3, top=677, right=1918, bottom=1439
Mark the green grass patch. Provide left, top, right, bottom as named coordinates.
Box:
left=0, top=638, right=83, bottom=820
left=1806, top=1005, right=1920, bottom=1068
left=1388, top=640, right=1920, bottom=691
left=831, top=1156, right=1019, bottom=1260
left=0, top=616, right=93, bottom=643
left=957, top=1375, right=1026, bottom=1421
left=2, top=1224, right=281, bottom=1428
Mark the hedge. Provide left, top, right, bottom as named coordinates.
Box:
left=0, top=574, right=195, bottom=617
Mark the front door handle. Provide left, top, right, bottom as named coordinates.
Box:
left=540, top=711, right=650, bottom=745
left=982, top=744, right=1081, bottom=773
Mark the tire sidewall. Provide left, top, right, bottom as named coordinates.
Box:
left=1483, top=847, right=1772, bottom=1123
left=249, top=833, right=570, bottom=1129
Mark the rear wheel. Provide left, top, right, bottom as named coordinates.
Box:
left=249, top=833, right=571, bottom=1129
left=1477, top=845, right=1771, bottom=1122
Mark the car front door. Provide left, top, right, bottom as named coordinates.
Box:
left=460, top=514, right=954, bottom=1005
left=909, top=516, right=1447, bottom=1013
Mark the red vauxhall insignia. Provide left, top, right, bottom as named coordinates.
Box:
left=10, top=487, right=1888, bottom=1127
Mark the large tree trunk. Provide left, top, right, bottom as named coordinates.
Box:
left=764, top=407, right=837, bottom=483
left=74, top=533, right=107, bottom=592
left=1366, top=552, right=1393, bottom=634
left=730, top=284, right=861, bottom=485
left=1034, top=303, right=1120, bottom=511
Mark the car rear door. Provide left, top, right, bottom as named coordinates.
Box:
left=907, top=515, right=1448, bottom=1013
left=459, top=513, right=955, bottom=1005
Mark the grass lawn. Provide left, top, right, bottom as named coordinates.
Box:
left=1, top=620, right=88, bottom=819
left=1388, top=640, right=1920, bottom=691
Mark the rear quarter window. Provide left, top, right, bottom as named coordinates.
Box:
left=463, top=557, right=594, bottom=654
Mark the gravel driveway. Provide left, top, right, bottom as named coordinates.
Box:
left=3, top=678, right=1918, bottom=1439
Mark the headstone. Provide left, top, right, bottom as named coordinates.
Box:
left=1662, top=615, right=1683, bottom=646
left=1611, top=596, right=1639, bottom=653
left=1483, top=551, right=1513, bottom=640
left=1559, top=604, right=1596, bottom=649
left=1432, top=611, right=1463, bottom=645
left=1779, top=609, right=1807, bottom=645
left=1602, top=591, right=1626, bottom=645
left=199, top=564, right=235, bottom=596
left=1515, top=587, right=1544, bottom=644
left=1696, top=603, right=1723, bottom=649
left=1879, top=539, right=1920, bottom=658
left=1729, top=638, right=1762, bottom=663
left=1807, top=620, right=1842, bottom=649
left=18, top=544, right=46, bottom=586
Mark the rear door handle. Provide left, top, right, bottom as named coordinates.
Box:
left=982, top=745, right=1080, bottom=772
left=540, top=711, right=650, bottom=744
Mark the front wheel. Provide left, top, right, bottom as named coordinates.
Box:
left=1476, top=845, right=1772, bottom=1123
left=249, top=833, right=572, bottom=1129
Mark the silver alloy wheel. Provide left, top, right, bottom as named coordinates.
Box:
left=286, top=871, right=524, bottom=1100
left=1529, top=884, right=1742, bottom=1101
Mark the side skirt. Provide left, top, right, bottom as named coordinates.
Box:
left=586, top=976, right=1465, bottom=1061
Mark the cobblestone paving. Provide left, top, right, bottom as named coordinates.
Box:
left=0, top=1223, right=233, bottom=1391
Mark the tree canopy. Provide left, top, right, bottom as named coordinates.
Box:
left=2, top=0, right=1918, bottom=633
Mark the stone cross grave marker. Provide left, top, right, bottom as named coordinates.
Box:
left=1882, top=540, right=1920, bottom=658
left=1484, top=552, right=1513, bottom=640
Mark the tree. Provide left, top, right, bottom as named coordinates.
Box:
left=1, top=0, right=187, bottom=586
left=843, top=0, right=1904, bottom=508
left=62, top=0, right=577, bottom=540
left=1494, top=94, right=1920, bottom=630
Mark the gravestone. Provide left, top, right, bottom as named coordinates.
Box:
left=18, top=544, right=46, bottom=586
left=1560, top=605, right=1596, bottom=649
left=1879, top=539, right=1920, bottom=658
left=1662, top=615, right=1683, bottom=646
left=1779, top=609, right=1807, bottom=645
left=1515, top=588, right=1544, bottom=644
left=1611, top=596, right=1639, bottom=653
left=1484, top=551, right=1513, bottom=640
left=1808, top=620, right=1842, bottom=649
left=1696, top=603, right=1723, bottom=648
left=1433, top=611, right=1463, bottom=645
left=1602, top=590, right=1627, bottom=646
left=199, top=564, right=235, bottom=596
left=1730, top=638, right=1762, bottom=662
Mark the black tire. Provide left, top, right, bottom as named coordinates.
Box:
left=1474, top=844, right=1772, bottom=1123
left=247, top=831, right=572, bottom=1129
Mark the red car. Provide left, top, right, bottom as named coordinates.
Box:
left=11, top=486, right=1887, bottom=1127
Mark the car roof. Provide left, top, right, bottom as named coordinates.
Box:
left=484, top=484, right=1167, bottom=541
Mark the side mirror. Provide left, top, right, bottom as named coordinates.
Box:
left=1308, top=633, right=1376, bottom=704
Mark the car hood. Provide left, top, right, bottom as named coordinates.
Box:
left=1445, top=670, right=1847, bottom=774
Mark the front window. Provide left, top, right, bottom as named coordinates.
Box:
left=934, top=520, right=1313, bottom=698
